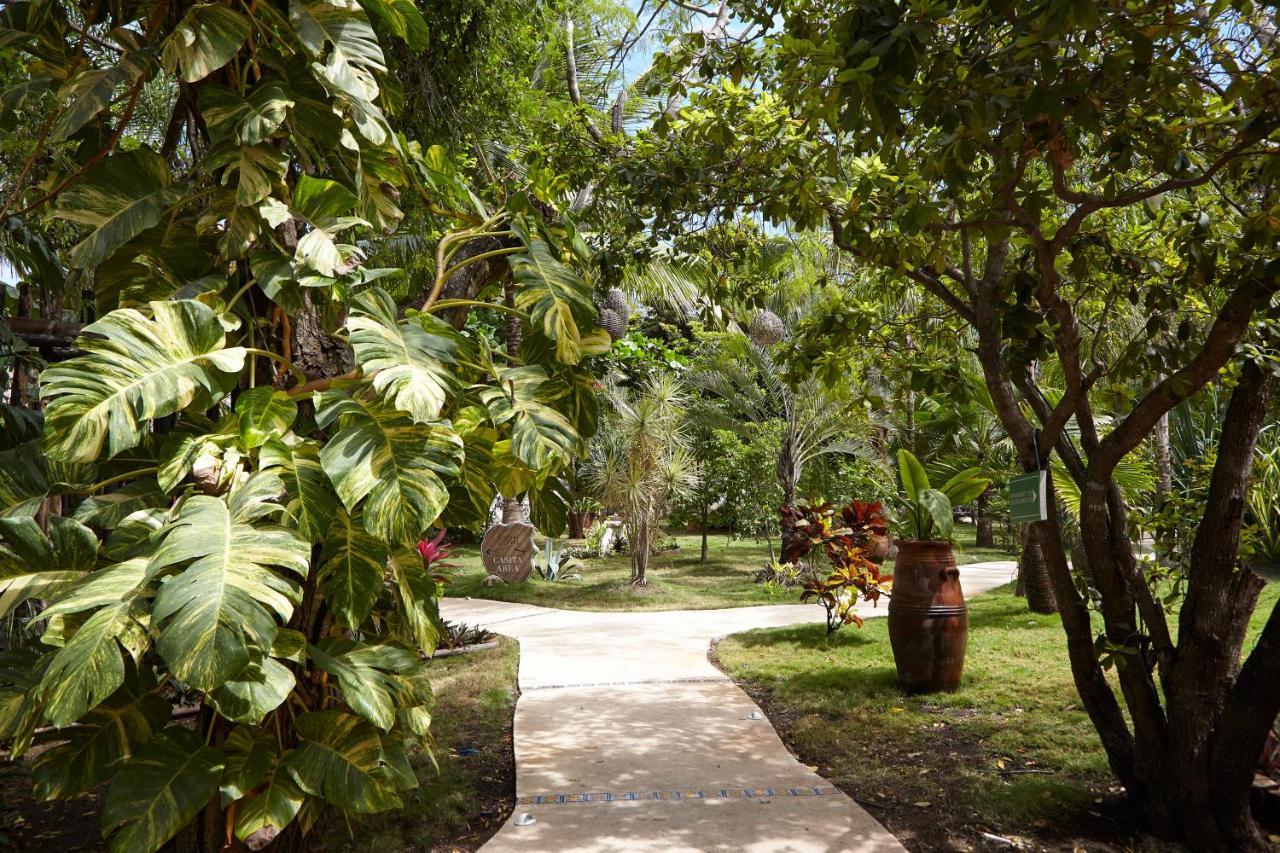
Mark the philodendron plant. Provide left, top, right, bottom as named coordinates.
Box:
left=895, top=450, right=991, bottom=541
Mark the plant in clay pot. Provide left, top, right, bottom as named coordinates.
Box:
left=889, top=450, right=990, bottom=693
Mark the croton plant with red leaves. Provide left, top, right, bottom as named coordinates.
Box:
left=783, top=499, right=892, bottom=635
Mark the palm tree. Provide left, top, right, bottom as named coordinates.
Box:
left=691, top=327, right=868, bottom=557
left=585, top=375, right=700, bottom=585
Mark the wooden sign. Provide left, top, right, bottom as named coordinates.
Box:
left=1009, top=470, right=1049, bottom=523
left=481, top=521, right=537, bottom=583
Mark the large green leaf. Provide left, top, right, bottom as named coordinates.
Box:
left=205, top=141, right=289, bottom=206
left=200, top=82, right=294, bottom=145
left=510, top=233, right=601, bottom=364
left=32, top=670, right=169, bottom=800
left=54, top=148, right=182, bottom=268
left=101, top=728, right=225, bottom=853
left=208, top=657, right=294, bottom=725
left=236, top=387, right=298, bottom=448
left=155, top=413, right=238, bottom=493
left=478, top=366, right=579, bottom=471
left=41, top=300, right=246, bottom=462
left=528, top=474, right=571, bottom=537
left=220, top=725, right=280, bottom=804
left=289, top=175, right=365, bottom=275
left=161, top=3, right=252, bottom=83
left=316, top=393, right=462, bottom=544
left=897, top=448, right=929, bottom=501
left=290, top=1, right=389, bottom=143
left=73, top=480, right=167, bottom=529
left=317, top=509, right=387, bottom=630
left=916, top=488, right=954, bottom=540
left=291, top=0, right=386, bottom=70
left=50, top=51, right=153, bottom=143
left=0, top=440, right=50, bottom=517
left=222, top=726, right=305, bottom=840
left=38, top=601, right=148, bottom=727
left=285, top=710, right=408, bottom=813
left=40, top=557, right=148, bottom=622
left=104, top=510, right=166, bottom=562
left=0, top=648, right=50, bottom=757
left=0, top=405, right=42, bottom=449
left=233, top=758, right=305, bottom=841
left=0, top=515, right=98, bottom=618
left=357, top=0, right=429, bottom=48
left=347, top=288, right=458, bottom=423
left=308, top=639, right=430, bottom=731
left=387, top=549, right=442, bottom=653
left=260, top=437, right=340, bottom=543
left=938, top=467, right=991, bottom=507
left=149, top=473, right=309, bottom=691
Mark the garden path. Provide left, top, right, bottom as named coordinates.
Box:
left=441, top=560, right=1016, bottom=852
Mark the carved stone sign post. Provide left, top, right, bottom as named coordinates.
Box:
left=481, top=521, right=537, bottom=584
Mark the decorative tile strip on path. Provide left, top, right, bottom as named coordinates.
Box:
left=442, top=561, right=1016, bottom=853
left=517, top=785, right=839, bottom=805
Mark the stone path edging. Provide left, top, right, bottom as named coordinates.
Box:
left=442, top=560, right=1016, bottom=852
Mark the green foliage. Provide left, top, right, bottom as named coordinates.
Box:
left=585, top=376, right=700, bottom=583
left=534, top=538, right=585, bottom=582
left=1244, top=431, right=1280, bottom=571
left=895, top=450, right=990, bottom=541
left=0, top=0, right=609, bottom=848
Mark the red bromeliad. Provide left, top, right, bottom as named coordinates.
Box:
left=417, top=528, right=457, bottom=581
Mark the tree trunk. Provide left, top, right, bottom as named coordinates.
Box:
left=632, top=519, right=650, bottom=585
left=700, top=504, right=709, bottom=562
left=434, top=237, right=516, bottom=329
left=497, top=277, right=526, bottom=527
left=975, top=487, right=994, bottom=547
left=273, top=219, right=353, bottom=384
left=501, top=497, right=524, bottom=523
left=8, top=282, right=31, bottom=406
left=777, top=430, right=800, bottom=562
left=1154, top=411, right=1173, bottom=504
left=1146, top=360, right=1279, bottom=851
left=1018, top=524, right=1058, bottom=613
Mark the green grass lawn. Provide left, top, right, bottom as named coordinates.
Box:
left=443, top=523, right=1014, bottom=612
left=714, top=581, right=1280, bottom=850
left=341, top=638, right=519, bottom=853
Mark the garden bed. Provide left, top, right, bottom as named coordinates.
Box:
left=1, top=639, right=520, bottom=853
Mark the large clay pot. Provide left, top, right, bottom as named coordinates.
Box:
left=866, top=534, right=891, bottom=565
left=887, top=539, right=967, bottom=693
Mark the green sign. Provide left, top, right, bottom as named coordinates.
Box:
left=1009, top=470, right=1048, bottom=522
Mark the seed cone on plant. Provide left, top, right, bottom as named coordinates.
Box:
left=604, top=286, right=629, bottom=318
left=748, top=309, right=783, bottom=346
left=601, top=307, right=627, bottom=341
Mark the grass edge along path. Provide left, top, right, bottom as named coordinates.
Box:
left=714, top=582, right=1280, bottom=852
left=340, top=637, right=519, bottom=853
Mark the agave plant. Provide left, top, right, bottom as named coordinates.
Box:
left=534, top=538, right=585, bottom=582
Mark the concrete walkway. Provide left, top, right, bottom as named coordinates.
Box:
left=442, top=561, right=1016, bottom=853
